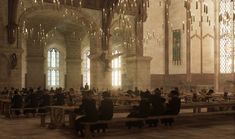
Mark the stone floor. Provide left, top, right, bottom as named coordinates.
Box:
left=0, top=114, right=234, bottom=139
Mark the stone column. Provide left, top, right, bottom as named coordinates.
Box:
left=26, top=56, right=45, bottom=88
left=90, top=35, right=112, bottom=90
left=125, top=56, right=152, bottom=90
left=214, top=1, right=220, bottom=92
left=123, top=0, right=152, bottom=90
left=26, top=39, right=45, bottom=88
left=65, top=37, right=81, bottom=90
left=66, top=58, right=82, bottom=90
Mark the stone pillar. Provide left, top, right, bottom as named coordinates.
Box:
left=125, top=56, right=152, bottom=90
left=90, top=35, right=112, bottom=90
left=66, top=58, right=81, bottom=90
left=65, top=37, right=81, bottom=90
left=26, top=39, right=45, bottom=88
left=214, top=1, right=220, bottom=92
left=90, top=57, right=112, bottom=90
left=26, top=56, right=45, bottom=88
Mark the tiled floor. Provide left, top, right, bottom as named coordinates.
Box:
left=0, top=114, right=234, bottom=139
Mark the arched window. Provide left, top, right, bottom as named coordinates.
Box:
left=82, top=50, right=90, bottom=87
left=220, top=0, right=235, bottom=73
left=112, top=50, right=122, bottom=87
left=47, top=48, right=60, bottom=88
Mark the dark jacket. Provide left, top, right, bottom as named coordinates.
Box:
left=99, top=99, right=113, bottom=120
left=40, top=94, right=50, bottom=106
left=12, top=94, right=23, bottom=108
left=78, top=99, right=98, bottom=122
left=25, top=93, right=40, bottom=108
left=150, top=94, right=166, bottom=116
left=55, top=93, right=65, bottom=106
left=166, top=97, right=181, bottom=115
left=128, top=99, right=151, bottom=118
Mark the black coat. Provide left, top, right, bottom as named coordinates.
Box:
left=25, top=93, right=40, bottom=108
left=40, top=94, right=50, bottom=106
left=55, top=93, right=65, bottom=106
left=128, top=99, right=151, bottom=118
left=166, top=97, right=181, bottom=115
left=11, top=94, right=23, bottom=108
left=99, top=99, right=113, bottom=120
left=77, top=99, right=98, bottom=122
left=150, top=94, right=166, bottom=116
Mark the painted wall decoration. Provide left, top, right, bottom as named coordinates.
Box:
left=10, top=53, right=17, bottom=69
left=173, top=29, right=181, bottom=65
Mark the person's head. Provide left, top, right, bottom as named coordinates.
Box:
left=174, top=87, right=179, bottom=92
left=209, top=89, right=214, bottom=93
left=140, top=91, right=150, bottom=100
left=102, top=91, right=111, bottom=99
left=69, top=88, right=74, bottom=92
left=170, top=90, right=179, bottom=98
left=14, top=90, right=18, bottom=95
left=84, top=90, right=93, bottom=99
left=29, top=88, right=34, bottom=94
left=154, top=88, right=160, bottom=94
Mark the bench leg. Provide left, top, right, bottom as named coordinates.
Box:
left=41, top=114, right=46, bottom=127
left=69, top=113, right=76, bottom=129
left=84, top=124, right=92, bottom=139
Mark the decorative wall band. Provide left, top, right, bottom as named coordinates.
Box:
left=191, top=34, right=201, bottom=39
left=202, top=34, right=214, bottom=39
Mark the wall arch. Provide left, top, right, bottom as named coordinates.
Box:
left=0, top=54, right=10, bottom=87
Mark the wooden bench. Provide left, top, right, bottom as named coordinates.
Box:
left=9, top=107, right=49, bottom=119
left=80, top=110, right=235, bottom=139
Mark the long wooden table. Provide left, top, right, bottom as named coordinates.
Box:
left=0, top=99, right=11, bottom=116
left=46, top=100, right=235, bottom=129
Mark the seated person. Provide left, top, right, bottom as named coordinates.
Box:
left=133, top=87, right=140, bottom=96
left=54, top=88, right=65, bottom=106
left=205, top=89, right=214, bottom=102
left=96, top=91, right=114, bottom=132
left=11, top=90, right=23, bottom=116
left=24, top=89, right=40, bottom=116
left=74, top=91, right=98, bottom=136
left=66, top=88, right=74, bottom=106
left=38, top=90, right=51, bottom=113
left=126, top=91, right=151, bottom=129
left=192, top=92, right=198, bottom=102
left=126, top=89, right=134, bottom=97
left=146, top=89, right=166, bottom=127
left=162, top=90, right=181, bottom=126
left=223, top=92, right=229, bottom=101
left=84, top=83, right=89, bottom=91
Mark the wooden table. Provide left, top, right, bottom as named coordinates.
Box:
left=181, top=101, right=235, bottom=113
left=49, top=106, right=79, bottom=128
left=46, top=100, right=235, bottom=129
left=0, top=99, right=11, bottom=116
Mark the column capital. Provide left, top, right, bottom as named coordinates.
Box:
left=125, top=56, right=152, bottom=62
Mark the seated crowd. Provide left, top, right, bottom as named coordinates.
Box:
left=73, top=88, right=181, bottom=137
left=3, top=86, right=231, bottom=137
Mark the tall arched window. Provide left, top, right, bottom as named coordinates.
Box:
left=47, top=48, right=60, bottom=88
left=220, top=0, right=235, bottom=73
left=112, top=50, right=122, bottom=87
left=82, top=50, right=90, bottom=87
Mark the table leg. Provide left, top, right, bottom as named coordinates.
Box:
left=69, top=112, right=76, bottom=129
left=84, top=124, right=92, bottom=139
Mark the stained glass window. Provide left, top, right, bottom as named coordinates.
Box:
left=47, top=48, right=60, bottom=88
left=220, top=0, right=234, bottom=73
left=112, top=50, right=122, bottom=87
left=82, top=49, right=90, bottom=87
